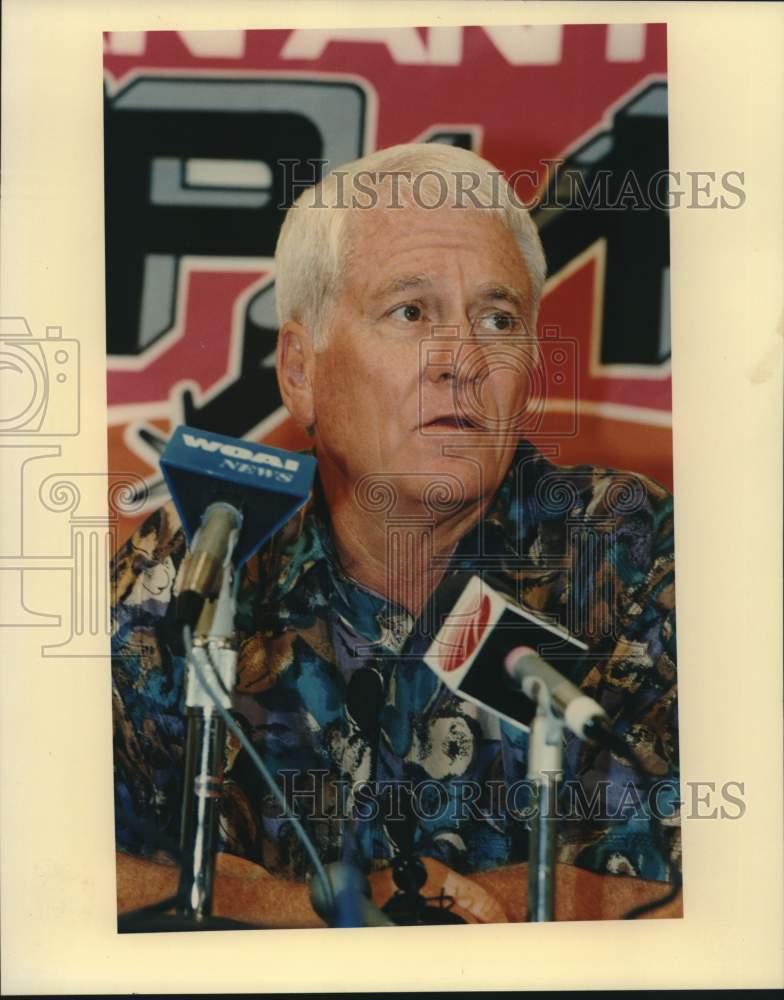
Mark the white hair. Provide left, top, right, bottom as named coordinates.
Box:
left=274, top=142, right=547, bottom=351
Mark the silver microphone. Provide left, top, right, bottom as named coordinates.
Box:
left=505, top=645, right=609, bottom=739
left=176, top=500, right=242, bottom=627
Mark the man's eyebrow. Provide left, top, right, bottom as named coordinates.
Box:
left=374, top=273, right=433, bottom=299
left=474, top=283, right=527, bottom=310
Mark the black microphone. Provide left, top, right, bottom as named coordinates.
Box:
left=421, top=573, right=608, bottom=740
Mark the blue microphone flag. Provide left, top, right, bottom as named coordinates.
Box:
left=160, top=425, right=317, bottom=568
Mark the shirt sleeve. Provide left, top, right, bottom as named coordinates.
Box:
left=557, top=473, right=680, bottom=883
left=111, top=502, right=189, bottom=860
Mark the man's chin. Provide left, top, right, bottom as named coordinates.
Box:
left=374, top=450, right=505, bottom=507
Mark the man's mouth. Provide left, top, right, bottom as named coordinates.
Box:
left=422, top=415, right=483, bottom=431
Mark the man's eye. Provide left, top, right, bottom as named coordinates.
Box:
left=390, top=304, right=423, bottom=323
left=475, top=312, right=523, bottom=334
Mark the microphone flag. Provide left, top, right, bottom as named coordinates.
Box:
left=160, top=425, right=317, bottom=568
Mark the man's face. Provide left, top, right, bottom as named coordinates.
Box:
left=310, top=200, right=535, bottom=512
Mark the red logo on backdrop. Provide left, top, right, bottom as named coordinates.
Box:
left=443, top=593, right=492, bottom=673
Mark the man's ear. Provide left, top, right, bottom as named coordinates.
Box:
left=276, top=321, right=316, bottom=430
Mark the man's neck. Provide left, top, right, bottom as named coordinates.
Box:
left=317, top=474, right=492, bottom=619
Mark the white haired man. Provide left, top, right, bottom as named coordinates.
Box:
left=113, top=143, right=680, bottom=926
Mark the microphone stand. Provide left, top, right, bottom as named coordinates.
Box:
left=120, top=522, right=402, bottom=931
left=119, top=567, right=257, bottom=932
left=522, top=676, right=565, bottom=923
left=174, top=567, right=249, bottom=928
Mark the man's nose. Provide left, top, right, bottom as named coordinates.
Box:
left=421, top=321, right=493, bottom=385
left=422, top=324, right=464, bottom=384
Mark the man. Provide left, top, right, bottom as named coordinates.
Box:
left=113, top=143, right=680, bottom=926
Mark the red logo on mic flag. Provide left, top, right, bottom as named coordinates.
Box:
left=442, top=593, right=492, bottom=672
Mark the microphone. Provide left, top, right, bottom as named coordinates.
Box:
left=160, top=425, right=317, bottom=627
left=309, top=863, right=395, bottom=928
left=421, top=573, right=608, bottom=740
left=504, top=646, right=609, bottom=741
left=175, top=501, right=242, bottom=628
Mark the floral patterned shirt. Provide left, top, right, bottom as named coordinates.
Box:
left=111, top=439, right=680, bottom=884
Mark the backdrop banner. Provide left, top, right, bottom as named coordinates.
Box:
left=103, top=24, right=673, bottom=546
